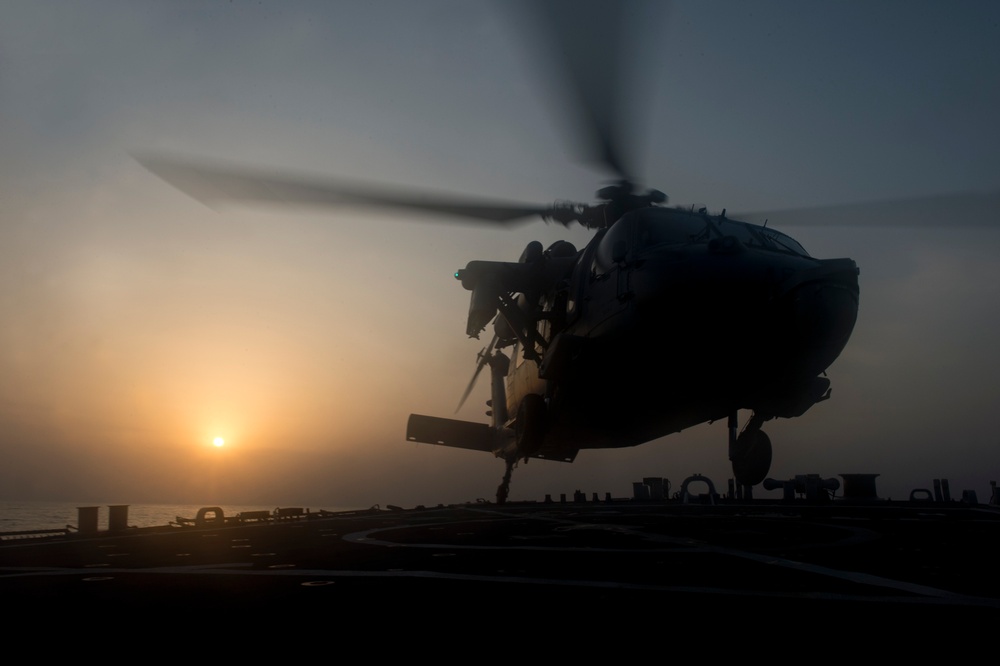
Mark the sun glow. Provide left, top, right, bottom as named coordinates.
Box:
left=213, top=437, right=225, bottom=447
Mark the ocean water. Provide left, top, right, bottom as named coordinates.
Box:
left=0, top=500, right=355, bottom=534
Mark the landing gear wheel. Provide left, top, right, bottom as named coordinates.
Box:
left=515, top=393, right=546, bottom=458
left=731, top=429, right=772, bottom=486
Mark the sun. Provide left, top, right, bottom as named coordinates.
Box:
left=213, top=437, right=225, bottom=448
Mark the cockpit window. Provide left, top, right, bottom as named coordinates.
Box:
left=716, top=219, right=810, bottom=256
left=596, top=207, right=810, bottom=268
left=758, top=227, right=809, bottom=256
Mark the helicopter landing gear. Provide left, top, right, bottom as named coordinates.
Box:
left=496, top=457, right=516, bottom=504
left=729, top=412, right=772, bottom=486
left=496, top=394, right=546, bottom=504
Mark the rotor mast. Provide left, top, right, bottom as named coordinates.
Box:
left=542, top=181, right=668, bottom=229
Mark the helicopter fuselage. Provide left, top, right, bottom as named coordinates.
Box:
left=409, top=205, right=859, bottom=466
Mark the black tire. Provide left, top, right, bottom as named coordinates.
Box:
left=731, top=429, right=772, bottom=486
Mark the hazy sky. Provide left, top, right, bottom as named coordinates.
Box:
left=0, top=1, right=997, bottom=506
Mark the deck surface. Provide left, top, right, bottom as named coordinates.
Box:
left=3, top=500, right=998, bottom=627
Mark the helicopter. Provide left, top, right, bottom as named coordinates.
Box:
left=406, top=184, right=858, bottom=502
left=134, top=1, right=999, bottom=503
left=136, top=157, right=858, bottom=502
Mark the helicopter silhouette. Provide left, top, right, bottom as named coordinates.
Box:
left=139, top=1, right=1000, bottom=503
left=137, top=154, right=858, bottom=501
left=415, top=186, right=858, bottom=502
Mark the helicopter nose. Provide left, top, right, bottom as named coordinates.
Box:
left=786, top=277, right=859, bottom=373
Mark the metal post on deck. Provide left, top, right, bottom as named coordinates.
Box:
left=108, top=505, right=129, bottom=532
left=77, top=506, right=99, bottom=534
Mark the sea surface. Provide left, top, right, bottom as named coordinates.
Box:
left=0, top=500, right=357, bottom=535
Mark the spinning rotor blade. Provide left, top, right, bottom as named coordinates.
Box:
left=137, top=0, right=670, bottom=221
left=523, top=0, right=664, bottom=181
left=530, top=0, right=630, bottom=178
left=735, top=190, right=1000, bottom=228
left=456, top=335, right=498, bottom=413
left=135, top=154, right=552, bottom=225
